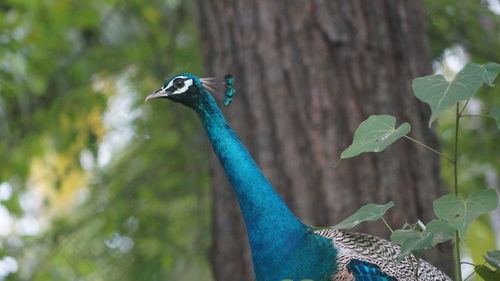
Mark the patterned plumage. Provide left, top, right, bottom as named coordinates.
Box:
left=146, top=73, right=451, bottom=281
left=314, top=228, right=451, bottom=281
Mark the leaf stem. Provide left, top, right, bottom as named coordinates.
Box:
left=381, top=217, right=393, bottom=233
left=403, top=135, right=454, bottom=163
left=453, top=103, right=462, bottom=281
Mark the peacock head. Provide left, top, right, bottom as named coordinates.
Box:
left=145, top=73, right=204, bottom=108
left=145, top=73, right=235, bottom=108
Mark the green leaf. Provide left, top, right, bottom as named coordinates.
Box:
left=475, top=265, right=500, bottom=281
left=412, top=63, right=483, bottom=126
left=391, top=230, right=434, bottom=262
left=335, top=202, right=395, bottom=230
left=424, top=219, right=455, bottom=244
left=489, top=107, right=500, bottom=130
left=484, top=250, right=500, bottom=269
left=433, top=189, right=499, bottom=239
left=340, top=115, right=411, bottom=158
left=391, top=229, right=419, bottom=245
left=481, top=62, right=500, bottom=86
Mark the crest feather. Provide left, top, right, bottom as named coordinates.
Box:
left=200, top=77, right=224, bottom=95
left=201, top=74, right=236, bottom=106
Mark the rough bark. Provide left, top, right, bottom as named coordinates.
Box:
left=197, top=0, right=451, bottom=280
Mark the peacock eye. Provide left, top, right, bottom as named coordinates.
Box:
left=174, top=79, right=185, bottom=88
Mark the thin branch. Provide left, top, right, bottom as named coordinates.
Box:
left=458, top=99, right=470, bottom=116
left=403, top=135, right=454, bottom=163
left=460, top=261, right=478, bottom=266
left=460, top=114, right=495, bottom=120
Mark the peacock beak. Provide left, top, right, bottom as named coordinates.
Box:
left=145, top=87, right=170, bottom=102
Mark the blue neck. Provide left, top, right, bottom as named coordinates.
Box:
left=194, top=93, right=337, bottom=281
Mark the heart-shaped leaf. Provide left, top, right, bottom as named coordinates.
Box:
left=335, top=202, right=395, bottom=230
left=481, top=62, right=500, bottom=86
left=340, top=115, right=410, bottom=159
left=484, top=250, right=500, bottom=269
left=490, top=107, right=500, bottom=130
left=412, top=63, right=484, bottom=127
left=391, top=229, right=434, bottom=262
left=433, top=189, right=499, bottom=239
left=424, top=219, right=455, bottom=244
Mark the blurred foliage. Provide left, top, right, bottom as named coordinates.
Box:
left=1, top=0, right=211, bottom=280
left=426, top=0, right=500, bottom=62
left=0, top=0, right=498, bottom=281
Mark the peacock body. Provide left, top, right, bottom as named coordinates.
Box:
left=146, top=73, right=452, bottom=281
left=315, top=228, right=450, bottom=281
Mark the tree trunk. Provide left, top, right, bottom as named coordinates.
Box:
left=197, top=0, right=451, bottom=280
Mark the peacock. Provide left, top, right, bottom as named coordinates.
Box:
left=145, top=73, right=452, bottom=281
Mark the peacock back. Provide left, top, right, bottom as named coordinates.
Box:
left=314, top=228, right=452, bottom=281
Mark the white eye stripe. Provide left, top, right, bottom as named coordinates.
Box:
left=172, top=78, right=193, bottom=94
left=165, top=76, right=188, bottom=89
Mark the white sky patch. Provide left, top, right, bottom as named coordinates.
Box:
left=19, top=190, right=42, bottom=215
left=0, top=256, right=18, bottom=281
left=8, top=189, right=45, bottom=236
left=98, top=72, right=141, bottom=167
left=0, top=206, right=13, bottom=236
left=79, top=149, right=95, bottom=171
left=433, top=45, right=469, bottom=81
left=443, top=45, right=468, bottom=73
left=0, top=182, right=12, bottom=202
left=487, top=0, right=500, bottom=14
left=466, top=98, right=483, bottom=115
left=15, top=215, right=40, bottom=236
